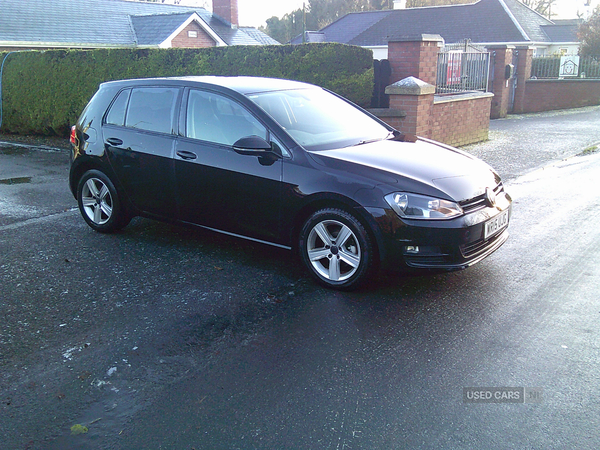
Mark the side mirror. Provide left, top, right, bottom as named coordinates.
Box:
left=233, top=136, right=273, bottom=156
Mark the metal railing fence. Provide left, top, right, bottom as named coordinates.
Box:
left=436, top=50, right=491, bottom=94
left=531, top=55, right=600, bottom=79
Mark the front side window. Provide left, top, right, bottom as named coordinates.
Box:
left=186, top=90, right=267, bottom=146
left=125, top=87, right=179, bottom=134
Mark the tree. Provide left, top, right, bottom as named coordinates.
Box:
left=262, top=0, right=378, bottom=43
left=308, top=0, right=374, bottom=29
left=260, top=8, right=309, bottom=44
left=579, top=6, right=600, bottom=59
left=517, top=0, right=556, bottom=19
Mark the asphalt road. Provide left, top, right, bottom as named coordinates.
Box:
left=1, top=107, right=600, bottom=449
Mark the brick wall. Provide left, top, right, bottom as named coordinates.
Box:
left=171, top=22, right=217, bottom=48
left=369, top=109, right=407, bottom=130
left=488, top=46, right=514, bottom=119
left=431, top=93, right=493, bottom=147
left=517, top=79, right=600, bottom=113
left=389, top=93, right=434, bottom=138
left=512, top=47, right=534, bottom=114
left=374, top=35, right=492, bottom=147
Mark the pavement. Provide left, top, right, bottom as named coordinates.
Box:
left=464, top=105, right=600, bottom=181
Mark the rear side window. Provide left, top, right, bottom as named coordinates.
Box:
left=125, top=87, right=179, bottom=134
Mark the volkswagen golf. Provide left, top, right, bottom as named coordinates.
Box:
left=69, top=76, right=511, bottom=290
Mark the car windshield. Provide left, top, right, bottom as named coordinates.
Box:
left=248, top=88, right=391, bottom=151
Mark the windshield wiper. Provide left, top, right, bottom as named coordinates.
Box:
left=354, top=137, right=381, bottom=146
left=352, top=132, right=393, bottom=147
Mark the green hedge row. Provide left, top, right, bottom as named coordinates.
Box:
left=0, top=44, right=373, bottom=136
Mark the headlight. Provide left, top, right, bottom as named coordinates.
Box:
left=384, top=192, right=463, bottom=220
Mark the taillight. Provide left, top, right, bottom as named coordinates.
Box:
left=70, top=125, right=77, bottom=145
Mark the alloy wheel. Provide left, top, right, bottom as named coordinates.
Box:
left=306, top=219, right=362, bottom=282
left=81, top=177, right=113, bottom=225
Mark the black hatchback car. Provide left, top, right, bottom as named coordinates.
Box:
left=69, top=76, right=511, bottom=289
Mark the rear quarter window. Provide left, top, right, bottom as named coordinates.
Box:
left=105, top=89, right=131, bottom=127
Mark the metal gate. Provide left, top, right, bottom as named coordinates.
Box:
left=509, top=49, right=519, bottom=113
left=436, top=40, right=491, bottom=94
left=371, top=59, right=391, bottom=108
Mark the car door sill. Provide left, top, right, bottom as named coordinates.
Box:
left=182, top=221, right=292, bottom=250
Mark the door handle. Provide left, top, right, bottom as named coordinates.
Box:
left=176, top=150, right=198, bottom=160
left=106, top=137, right=123, bottom=146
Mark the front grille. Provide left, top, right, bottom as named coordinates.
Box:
left=460, top=183, right=505, bottom=214
left=404, top=255, right=451, bottom=266
left=461, top=229, right=506, bottom=259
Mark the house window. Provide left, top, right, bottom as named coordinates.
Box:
left=188, top=31, right=198, bottom=38
left=560, top=48, right=568, bottom=56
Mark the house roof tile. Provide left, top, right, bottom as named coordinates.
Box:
left=300, top=0, right=569, bottom=48
left=0, top=0, right=275, bottom=48
left=541, top=19, right=582, bottom=43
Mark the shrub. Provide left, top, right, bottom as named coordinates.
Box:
left=0, top=44, right=373, bottom=136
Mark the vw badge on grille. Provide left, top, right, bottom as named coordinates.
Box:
left=484, top=187, right=496, bottom=207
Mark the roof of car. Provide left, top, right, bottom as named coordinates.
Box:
left=100, top=76, right=316, bottom=95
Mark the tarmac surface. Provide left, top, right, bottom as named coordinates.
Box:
left=464, top=105, right=600, bottom=180
left=1, top=105, right=600, bottom=449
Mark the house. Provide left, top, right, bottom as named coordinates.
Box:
left=0, top=0, right=279, bottom=51
left=540, top=19, right=582, bottom=56
left=291, top=0, right=581, bottom=58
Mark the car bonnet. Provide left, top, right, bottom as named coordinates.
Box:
left=312, top=139, right=500, bottom=201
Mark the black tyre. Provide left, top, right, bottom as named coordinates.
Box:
left=299, top=208, right=376, bottom=290
left=77, top=169, right=130, bottom=233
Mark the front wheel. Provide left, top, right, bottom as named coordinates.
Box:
left=299, top=208, right=376, bottom=290
left=77, top=169, right=130, bottom=233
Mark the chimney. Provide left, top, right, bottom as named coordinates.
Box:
left=213, top=0, right=239, bottom=27
left=393, top=0, right=407, bottom=9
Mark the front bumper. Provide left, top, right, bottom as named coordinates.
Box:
left=371, top=194, right=512, bottom=271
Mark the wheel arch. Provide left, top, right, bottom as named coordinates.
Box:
left=290, top=193, right=385, bottom=265
left=70, top=159, right=134, bottom=212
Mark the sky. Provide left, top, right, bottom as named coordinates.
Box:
left=238, top=0, right=306, bottom=27
left=176, top=0, right=598, bottom=28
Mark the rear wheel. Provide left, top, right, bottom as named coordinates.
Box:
left=77, top=170, right=130, bottom=233
left=299, top=208, right=376, bottom=290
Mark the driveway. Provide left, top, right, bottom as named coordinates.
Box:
left=1, top=106, right=600, bottom=449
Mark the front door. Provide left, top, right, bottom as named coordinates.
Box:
left=174, top=89, right=283, bottom=244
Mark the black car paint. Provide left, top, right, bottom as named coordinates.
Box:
left=70, top=76, right=511, bottom=277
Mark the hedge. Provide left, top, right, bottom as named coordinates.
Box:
left=0, top=44, right=374, bottom=136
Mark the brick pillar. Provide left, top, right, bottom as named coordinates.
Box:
left=385, top=77, right=435, bottom=138
left=487, top=45, right=515, bottom=119
left=387, top=34, right=444, bottom=86
left=512, top=46, right=534, bottom=114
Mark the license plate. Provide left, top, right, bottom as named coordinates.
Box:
left=484, top=210, right=509, bottom=239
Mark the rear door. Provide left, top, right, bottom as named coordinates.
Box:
left=103, top=86, right=181, bottom=217
left=174, top=88, right=283, bottom=243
